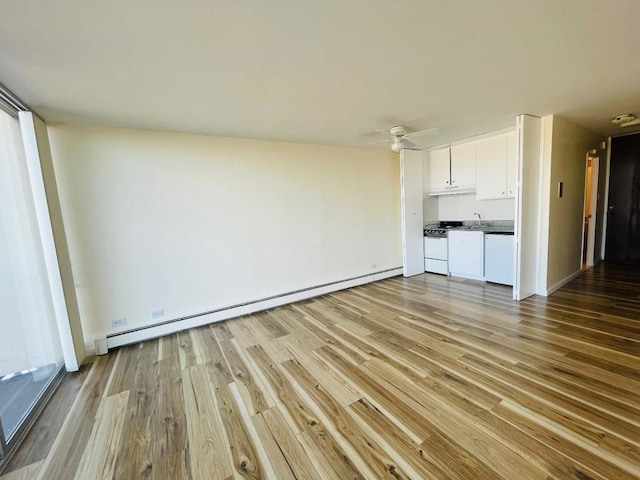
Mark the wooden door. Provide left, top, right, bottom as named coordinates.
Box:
left=605, top=134, right=640, bottom=262
left=400, top=149, right=425, bottom=277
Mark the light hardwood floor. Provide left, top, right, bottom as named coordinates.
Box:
left=2, top=264, right=639, bottom=479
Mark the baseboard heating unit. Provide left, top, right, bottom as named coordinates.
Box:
left=104, top=267, right=402, bottom=351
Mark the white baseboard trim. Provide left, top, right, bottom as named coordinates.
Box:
left=544, top=268, right=583, bottom=296
left=106, top=267, right=403, bottom=350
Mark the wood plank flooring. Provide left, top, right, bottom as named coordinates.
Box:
left=2, top=263, right=639, bottom=479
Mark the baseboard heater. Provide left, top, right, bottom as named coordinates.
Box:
left=104, top=267, right=403, bottom=351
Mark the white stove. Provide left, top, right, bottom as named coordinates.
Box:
left=423, top=221, right=463, bottom=274
left=423, top=228, right=448, bottom=238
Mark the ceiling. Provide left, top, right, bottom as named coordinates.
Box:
left=1, top=0, right=640, bottom=149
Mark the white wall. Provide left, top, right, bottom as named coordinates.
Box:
left=539, top=115, right=603, bottom=292
left=48, top=125, right=402, bottom=349
left=436, top=194, right=514, bottom=222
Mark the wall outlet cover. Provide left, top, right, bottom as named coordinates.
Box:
left=152, top=309, right=165, bottom=319
left=111, top=317, right=126, bottom=328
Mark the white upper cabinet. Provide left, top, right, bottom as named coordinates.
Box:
left=427, top=142, right=477, bottom=195
left=476, top=134, right=508, bottom=199
left=450, top=141, right=477, bottom=190
left=427, top=147, right=451, bottom=192
left=506, top=130, right=518, bottom=197
left=476, top=131, right=518, bottom=200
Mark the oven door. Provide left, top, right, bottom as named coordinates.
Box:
left=424, top=236, right=448, bottom=275
left=424, top=237, right=448, bottom=260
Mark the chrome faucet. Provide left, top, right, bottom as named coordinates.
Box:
left=474, top=212, right=482, bottom=225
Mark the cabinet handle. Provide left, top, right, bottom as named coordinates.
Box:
left=502, top=191, right=505, bottom=195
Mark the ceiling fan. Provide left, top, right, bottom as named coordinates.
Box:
left=362, top=125, right=437, bottom=152
left=612, top=113, right=640, bottom=128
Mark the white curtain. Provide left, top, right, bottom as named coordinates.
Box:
left=0, top=110, right=62, bottom=377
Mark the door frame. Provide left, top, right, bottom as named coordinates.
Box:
left=581, top=153, right=600, bottom=267
left=600, top=137, right=612, bottom=260
left=513, top=114, right=542, bottom=301
left=0, top=419, right=6, bottom=459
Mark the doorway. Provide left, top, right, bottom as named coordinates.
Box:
left=605, top=133, right=640, bottom=263
left=582, top=155, right=599, bottom=268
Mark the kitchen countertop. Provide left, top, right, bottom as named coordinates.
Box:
left=424, top=221, right=514, bottom=235
left=459, top=225, right=514, bottom=234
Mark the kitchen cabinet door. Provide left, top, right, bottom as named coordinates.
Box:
left=450, top=141, right=476, bottom=189
left=476, top=134, right=508, bottom=200
left=448, top=230, right=484, bottom=280
left=427, top=147, right=451, bottom=192
left=506, top=130, right=518, bottom=198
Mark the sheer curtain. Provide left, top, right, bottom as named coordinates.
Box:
left=0, top=109, right=63, bottom=378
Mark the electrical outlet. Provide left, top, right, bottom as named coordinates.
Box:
left=151, top=309, right=165, bottom=319
left=111, top=317, right=126, bottom=329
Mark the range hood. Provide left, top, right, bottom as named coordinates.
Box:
left=427, top=186, right=476, bottom=197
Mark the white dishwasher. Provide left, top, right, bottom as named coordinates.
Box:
left=484, top=233, right=514, bottom=286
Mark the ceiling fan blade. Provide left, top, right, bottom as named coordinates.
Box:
left=405, top=127, right=437, bottom=139
left=362, top=138, right=390, bottom=147
left=361, top=128, right=388, bottom=138
left=401, top=139, right=418, bottom=148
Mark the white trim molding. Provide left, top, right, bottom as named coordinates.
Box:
left=19, top=112, right=85, bottom=371
left=543, top=268, right=583, bottom=297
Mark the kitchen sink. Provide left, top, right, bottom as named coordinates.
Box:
left=455, top=225, right=514, bottom=233
left=457, top=224, right=491, bottom=230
